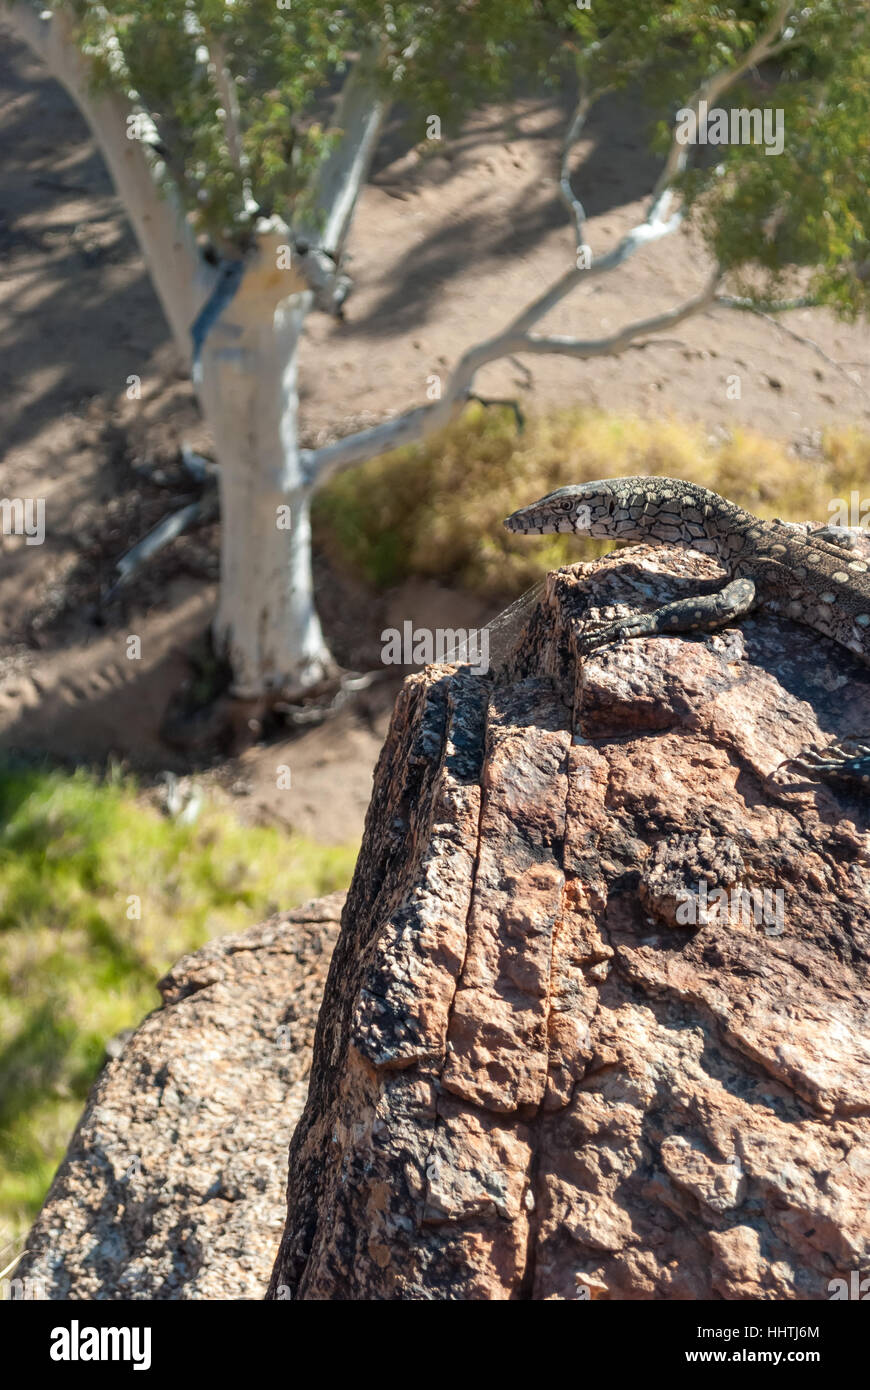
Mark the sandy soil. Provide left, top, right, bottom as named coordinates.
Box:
left=1, top=24, right=868, bottom=844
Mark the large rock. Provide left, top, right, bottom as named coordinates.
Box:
left=269, top=541, right=870, bottom=1300
left=16, top=894, right=344, bottom=1299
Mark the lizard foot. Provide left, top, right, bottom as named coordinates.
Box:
left=806, top=524, right=858, bottom=551
left=776, top=737, right=870, bottom=794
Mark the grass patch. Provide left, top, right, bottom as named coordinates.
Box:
left=0, top=763, right=356, bottom=1235
left=313, top=404, right=870, bottom=597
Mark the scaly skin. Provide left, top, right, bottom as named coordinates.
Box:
left=504, top=476, right=870, bottom=791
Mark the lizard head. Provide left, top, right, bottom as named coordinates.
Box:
left=504, top=479, right=626, bottom=536
left=503, top=475, right=734, bottom=541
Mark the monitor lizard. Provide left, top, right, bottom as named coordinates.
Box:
left=503, top=475, right=870, bottom=792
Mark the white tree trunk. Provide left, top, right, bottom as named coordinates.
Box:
left=201, top=283, right=333, bottom=700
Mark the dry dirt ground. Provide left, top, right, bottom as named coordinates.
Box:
left=1, top=24, right=868, bottom=845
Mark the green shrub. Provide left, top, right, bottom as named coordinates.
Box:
left=0, top=764, right=356, bottom=1232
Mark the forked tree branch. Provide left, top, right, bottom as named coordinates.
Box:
left=303, top=275, right=722, bottom=486
left=302, top=3, right=800, bottom=488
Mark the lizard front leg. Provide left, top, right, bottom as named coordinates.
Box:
left=579, top=577, right=757, bottom=655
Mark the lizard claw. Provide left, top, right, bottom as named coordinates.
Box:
left=578, top=618, right=638, bottom=655
left=775, top=737, right=870, bottom=794
left=806, top=524, right=858, bottom=552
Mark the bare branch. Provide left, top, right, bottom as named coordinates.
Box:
left=104, top=490, right=218, bottom=602
left=506, top=209, right=685, bottom=341
left=207, top=38, right=246, bottom=182
left=299, top=50, right=389, bottom=259
left=559, top=87, right=601, bottom=250
left=303, top=275, right=722, bottom=486
left=549, top=3, right=795, bottom=297
left=716, top=294, right=869, bottom=402
left=516, top=275, right=721, bottom=360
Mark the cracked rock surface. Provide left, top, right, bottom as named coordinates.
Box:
left=15, top=895, right=344, bottom=1300
left=270, top=542, right=870, bottom=1301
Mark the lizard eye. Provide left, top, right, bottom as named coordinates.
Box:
left=559, top=499, right=574, bottom=511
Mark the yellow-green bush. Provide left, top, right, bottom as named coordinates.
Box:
left=313, top=404, right=870, bottom=597
left=0, top=764, right=357, bottom=1233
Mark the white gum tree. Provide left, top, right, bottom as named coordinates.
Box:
left=5, top=1, right=869, bottom=701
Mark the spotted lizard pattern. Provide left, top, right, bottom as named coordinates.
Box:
left=504, top=475, right=870, bottom=793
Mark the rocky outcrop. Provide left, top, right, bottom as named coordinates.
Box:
left=18, top=540, right=870, bottom=1301
left=269, top=541, right=870, bottom=1300
left=15, top=894, right=344, bottom=1300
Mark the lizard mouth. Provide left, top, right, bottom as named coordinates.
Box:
left=503, top=509, right=539, bottom=534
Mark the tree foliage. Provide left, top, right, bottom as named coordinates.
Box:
left=10, top=0, right=870, bottom=313
left=56, top=0, right=558, bottom=246
left=560, top=0, right=870, bottom=317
